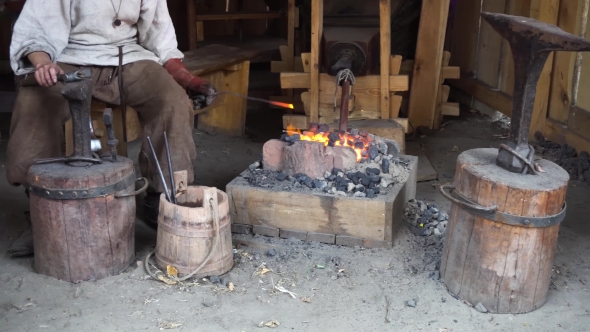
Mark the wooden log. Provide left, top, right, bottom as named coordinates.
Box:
left=155, top=186, right=234, bottom=278
left=441, top=148, right=569, bottom=314
left=28, top=158, right=137, bottom=282
left=281, top=73, right=409, bottom=91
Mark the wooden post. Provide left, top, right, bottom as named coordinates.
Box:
left=380, top=0, right=391, bottom=119
left=441, top=148, right=569, bottom=314
left=188, top=0, right=197, bottom=50
left=310, top=0, right=323, bottom=124
left=408, top=0, right=450, bottom=128
left=548, top=0, right=584, bottom=125
left=529, top=0, right=560, bottom=140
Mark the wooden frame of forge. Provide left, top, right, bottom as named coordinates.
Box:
left=226, top=156, right=417, bottom=248
left=279, top=0, right=410, bottom=131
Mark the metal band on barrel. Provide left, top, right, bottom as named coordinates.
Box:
left=440, top=184, right=566, bottom=228
left=27, top=172, right=136, bottom=200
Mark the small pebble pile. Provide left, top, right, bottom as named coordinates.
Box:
left=245, top=154, right=410, bottom=199
left=403, top=199, right=449, bottom=238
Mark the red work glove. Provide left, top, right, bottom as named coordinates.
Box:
left=164, top=58, right=216, bottom=107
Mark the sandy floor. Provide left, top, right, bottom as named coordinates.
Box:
left=0, top=109, right=589, bottom=332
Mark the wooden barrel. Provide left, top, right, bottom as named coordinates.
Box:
left=155, top=186, right=233, bottom=277
left=27, top=157, right=141, bottom=282
left=440, top=148, right=569, bottom=314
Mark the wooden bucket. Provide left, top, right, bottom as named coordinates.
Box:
left=155, top=186, right=233, bottom=277
left=440, top=148, right=569, bottom=314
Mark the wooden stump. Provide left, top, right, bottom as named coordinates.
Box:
left=155, top=186, right=233, bottom=277
left=441, top=148, right=569, bottom=314
left=28, top=158, right=137, bottom=282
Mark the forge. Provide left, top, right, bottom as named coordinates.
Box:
left=226, top=123, right=417, bottom=248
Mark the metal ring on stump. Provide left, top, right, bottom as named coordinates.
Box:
left=440, top=148, right=569, bottom=314
left=155, top=186, right=234, bottom=278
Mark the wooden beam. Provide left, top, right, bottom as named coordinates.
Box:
left=310, top=0, right=323, bottom=123
left=389, top=55, right=403, bottom=118
left=188, top=0, right=197, bottom=50
left=283, top=114, right=310, bottom=129
left=196, top=11, right=283, bottom=21
left=548, top=0, right=583, bottom=124
left=408, top=0, right=450, bottom=128
left=545, top=118, right=590, bottom=154
left=529, top=0, right=560, bottom=140
left=271, top=58, right=303, bottom=73
left=450, top=77, right=513, bottom=117
left=280, top=73, right=409, bottom=92
left=380, top=0, right=392, bottom=119
left=301, top=53, right=311, bottom=73
left=433, top=50, right=453, bottom=128
left=442, top=103, right=460, bottom=116
left=390, top=55, right=403, bottom=76
left=442, top=66, right=460, bottom=80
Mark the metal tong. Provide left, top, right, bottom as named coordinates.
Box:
left=146, top=132, right=178, bottom=204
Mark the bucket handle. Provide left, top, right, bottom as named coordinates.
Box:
left=439, top=184, right=497, bottom=213
left=115, top=177, right=148, bottom=198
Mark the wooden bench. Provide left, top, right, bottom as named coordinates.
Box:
left=65, top=44, right=260, bottom=156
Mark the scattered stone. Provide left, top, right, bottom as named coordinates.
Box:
left=355, top=184, right=365, bottom=193
left=254, top=254, right=261, bottom=260
left=276, top=172, right=288, bottom=181
left=429, top=271, right=440, bottom=280
left=209, top=276, right=221, bottom=284
left=368, top=145, right=379, bottom=160
left=405, top=299, right=417, bottom=308
left=324, top=171, right=332, bottom=178
left=366, top=168, right=381, bottom=176
left=380, top=177, right=394, bottom=188
left=336, top=191, right=347, bottom=197
left=369, top=174, right=381, bottom=184
left=249, top=161, right=260, bottom=171
left=347, top=183, right=356, bottom=192
left=331, top=275, right=338, bottom=281
left=202, top=301, right=214, bottom=308
left=366, top=189, right=376, bottom=199
left=382, top=158, right=390, bottom=174
left=377, top=142, right=388, bottom=155
left=220, top=277, right=228, bottom=287
left=267, top=249, right=277, bottom=257
left=353, top=191, right=366, bottom=198
left=474, top=303, right=488, bottom=313
left=349, top=128, right=359, bottom=136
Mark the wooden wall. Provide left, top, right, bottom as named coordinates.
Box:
left=450, top=0, right=590, bottom=153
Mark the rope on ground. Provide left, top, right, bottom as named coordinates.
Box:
left=333, top=69, right=356, bottom=112
left=143, top=197, right=221, bottom=283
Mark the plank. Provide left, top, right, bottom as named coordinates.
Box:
left=545, top=117, right=590, bottom=153
left=442, top=103, right=460, bottom=116
left=283, top=114, right=309, bottom=129
left=390, top=95, right=403, bottom=119
left=198, top=61, right=250, bottom=136
left=548, top=0, right=584, bottom=124
left=529, top=0, right=560, bottom=140
left=183, top=44, right=260, bottom=77
left=450, top=77, right=513, bottom=117
left=280, top=72, right=409, bottom=91
left=405, top=142, right=437, bottom=182
left=380, top=0, right=392, bottom=119
left=196, top=11, right=283, bottom=21
left=442, top=66, right=460, bottom=79
left=434, top=51, right=453, bottom=128
left=449, top=0, right=481, bottom=75
left=390, top=55, right=403, bottom=118
left=310, top=0, right=324, bottom=123
left=566, top=106, right=590, bottom=142
left=270, top=58, right=304, bottom=73
left=408, top=0, right=451, bottom=129
left=390, top=55, right=403, bottom=76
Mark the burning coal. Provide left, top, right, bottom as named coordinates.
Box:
left=283, top=123, right=375, bottom=161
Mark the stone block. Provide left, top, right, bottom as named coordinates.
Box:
left=253, top=225, right=280, bottom=237
left=279, top=229, right=308, bottom=241
left=262, top=139, right=289, bottom=172
left=307, top=232, right=336, bottom=244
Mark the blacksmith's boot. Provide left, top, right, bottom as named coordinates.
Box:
left=7, top=189, right=34, bottom=257
left=142, top=192, right=161, bottom=230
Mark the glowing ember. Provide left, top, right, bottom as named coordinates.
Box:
left=285, top=123, right=372, bottom=161
left=269, top=101, right=294, bottom=109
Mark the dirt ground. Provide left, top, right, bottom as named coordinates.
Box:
left=1, top=107, right=589, bottom=332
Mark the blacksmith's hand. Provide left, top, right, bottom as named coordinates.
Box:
left=164, top=58, right=217, bottom=105
left=29, top=52, right=65, bottom=88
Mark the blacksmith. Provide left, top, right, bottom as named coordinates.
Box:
left=6, top=0, right=213, bottom=256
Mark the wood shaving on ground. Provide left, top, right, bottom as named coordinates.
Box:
left=274, top=285, right=297, bottom=299
left=258, top=320, right=280, bottom=328
left=158, top=322, right=182, bottom=330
